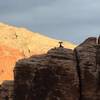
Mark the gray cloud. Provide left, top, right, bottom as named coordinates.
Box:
left=0, top=0, right=55, bottom=14
left=0, top=0, right=100, bottom=44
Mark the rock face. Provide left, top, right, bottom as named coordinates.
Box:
left=14, top=36, right=100, bottom=100
left=14, top=47, right=79, bottom=100
left=75, top=37, right=98, bottom=100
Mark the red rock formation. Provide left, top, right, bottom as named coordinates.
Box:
left=0, top=44, right=24, bottom=81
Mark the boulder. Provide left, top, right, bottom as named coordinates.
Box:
left=14, top=47, right=79, bottom=100
left=14, top=36, right=100, bottom=100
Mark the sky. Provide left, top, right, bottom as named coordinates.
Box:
left=0, top=0, right=100, bottom=44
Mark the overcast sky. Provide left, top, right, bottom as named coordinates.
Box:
left=0, top=0, right=100, bottom=44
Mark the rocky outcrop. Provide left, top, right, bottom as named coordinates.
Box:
left=14, top=47, right=79, bottom=100
left=14, top=36, right=100, bottom=100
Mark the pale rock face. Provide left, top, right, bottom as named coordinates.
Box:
left=0, top=23, right=76, bottom=82
left=0, top=23, right=76, bottom=56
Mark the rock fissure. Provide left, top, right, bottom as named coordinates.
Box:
left=74, top=49, right=82, bottom=100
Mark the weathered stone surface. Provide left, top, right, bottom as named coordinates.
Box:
left=14, top=36, right=100, bottom=100
left=75, top=37, right=100, bottom=100
left=14, top=47, right=79, bottom=100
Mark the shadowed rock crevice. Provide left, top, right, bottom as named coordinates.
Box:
left=74, top=49, right=82, bottom=100
left=74, top=37, right=100, bottom=100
